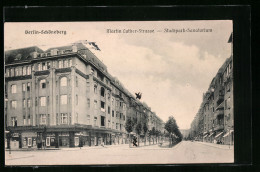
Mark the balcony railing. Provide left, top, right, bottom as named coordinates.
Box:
left=214, top=109, right=224, bottom=118
left=216, top=93, right=224, bottom=104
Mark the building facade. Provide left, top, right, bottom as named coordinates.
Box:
left=189, top=33, right=234, bottom=145
left=5, top=42, right=164, bottom=149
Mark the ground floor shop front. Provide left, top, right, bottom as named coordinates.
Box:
left=5, top=126, right=128, bottom=149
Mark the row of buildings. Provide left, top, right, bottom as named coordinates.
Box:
left=4, top=41, right=164, bottom=149
left=189, top=33, right=234, bottom=145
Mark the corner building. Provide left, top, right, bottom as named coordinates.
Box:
left=5, top=43, right=164, bottom=149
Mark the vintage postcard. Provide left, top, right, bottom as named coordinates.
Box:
left=4, top=21, right=233, bottom=165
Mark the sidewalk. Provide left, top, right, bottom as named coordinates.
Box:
left=195, top=141, right=234, bottom=150
left=5, top=143, right=130, bottom=151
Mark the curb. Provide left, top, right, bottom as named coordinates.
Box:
left=195, top=141, right=234, bottom=150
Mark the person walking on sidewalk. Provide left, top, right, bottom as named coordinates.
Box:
left=133, top=136, right=138, bottom=147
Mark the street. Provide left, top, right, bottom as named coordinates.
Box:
left=5, top=141, right=234, bottom=165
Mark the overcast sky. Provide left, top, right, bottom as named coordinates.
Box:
left=5, top=21, right=232, bottom=129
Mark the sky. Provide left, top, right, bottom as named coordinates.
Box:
left=4, top=21, right=232, bottom=129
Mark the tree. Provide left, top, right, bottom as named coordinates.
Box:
left=125, top=118, right=134, bottom=147
left=143, top=122, right=148, bottom=145
left=151, top=127, right=156, bottom=144
left=165, top=116, right=182, bottom=146
left=135, top=122, right=142, bottom=146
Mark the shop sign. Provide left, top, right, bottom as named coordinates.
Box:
left=59, top=132, right=69, bottom=136
left=12, top=133, right=19, bottom=137
left=47, top=133, right=55, bottom=137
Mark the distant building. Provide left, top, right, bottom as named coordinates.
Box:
left=189, top=33, right=234, bottom=145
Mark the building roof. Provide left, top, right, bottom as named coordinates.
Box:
left=45, top=43, right=86, bottom=52
left=5, top=46, right=44, bottom=64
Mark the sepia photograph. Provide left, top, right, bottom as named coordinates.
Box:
left=4, top=21, right=234, bottom=165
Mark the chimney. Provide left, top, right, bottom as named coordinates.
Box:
left=72, top=45, right=77, bottom=52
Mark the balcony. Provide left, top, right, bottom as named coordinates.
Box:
left=214, top=124, right=224, bottom=131
left=214, top=109, right=224, bottom=118
left=216, top=93, right=224, bottom=104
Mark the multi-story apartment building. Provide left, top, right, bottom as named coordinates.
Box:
left=189, top=33, right=233, bottom=145
left=5, top=42, right=164, bottom=149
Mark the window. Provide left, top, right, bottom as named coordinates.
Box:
left=101, top=101, right=105, bottom=111
left=225, top=100, right=227, bottom=110
left=22, top=67, right=27, bottom=75
left=64, top=60, right=68, bottom=68
left=15, top=68, right=19, bottom=76
left=101, top=87, right=105, bottom=97
left=42, top=62, right=47, bottom=70
left=61, top=113, right=68, bottom=124
left=116, top=100, right=118, bottom=107
left=22, top=83, right=26, bottom=92
left=76, top=95, right=78, bottom=105
left=23, top=116, right=26, bottom=125
left=227, top=97, right=231, bottom=109
left=212, top=107, right=214, bottom=112
left=27, top=66, right=31, bottom=75
left=116, top=123, right=119, bottom=130
left=27, top=82, right=30, bottom=91
left=112, top=110, right=114, bottom=117
left=94, top=85, right=97, bottom=94
left=60, top=95, right=67, bottom=105
left=6, top=69, right=10, bottom=77
left=38, top=63, right=42, bottom=71
left=27, top=99, right=31, bottom=107
left=112, top=122, right=114, bottom=129
left=69, top=59, right=72, bottom=67
left=94, top=117, right=97, bottom=126
left=10, top=68, right=14, bottom=77
left=11, top=117, right=17, bottom=126
left=60, top=77, right=67, bottom=87
left=11, top=85, right=17, bottom=93
left=94, top=100, right=97, bottom=109
left=23, top=99, right=26, bottom=108
left=87, top=115, right=90, bottom=125
left=40, top=97, right=46, bottom=106
left=40, top=114, right=46, bottom=125
left=40, top=79, right=46, bottom=89
left=101, top=116, right=105, bottom=126
left=108, top=106, right=110, bottom=114
left=11, top=101, right=17, bottom=109
left=47, top=62, right=51, bottom=69
left=28, top=115, right=31, bottom=125
left=59, top=60, right=63, bottom=68
left=120, top=102, right=122, bottom=107
left=87, top=98, right=90, bottom=108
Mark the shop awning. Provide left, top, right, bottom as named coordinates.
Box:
left=223, top=130, right=234, bottom=137
left=203, top=134, right=208, bottom=138
left=215, top=132, right=223, bottom=138
left=208, top=132, right=214, bottom=137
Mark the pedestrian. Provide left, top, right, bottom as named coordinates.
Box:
left=133, top=136, right=137, bottom=147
